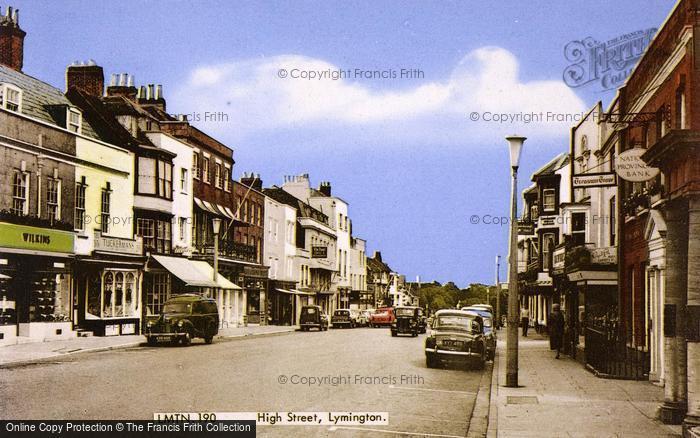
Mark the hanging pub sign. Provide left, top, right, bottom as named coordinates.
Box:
left=517, top=221, right=535, bottom=235
left=615, top=148, right=660, bottom=182
left=311, top=245, right=328, bottom=258
left=573, top=172, right=617, bottom=188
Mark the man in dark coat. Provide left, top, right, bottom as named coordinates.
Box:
left=548, top=303, right=565, bottom=359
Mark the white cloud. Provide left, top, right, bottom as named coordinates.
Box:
left=170, top=47, right=586, bottom=146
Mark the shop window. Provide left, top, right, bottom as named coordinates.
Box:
left=147, top=273, right=170, bottom=316
left=46, top=177, right=61, bottom=223
left=0, top=275, right=14, bottom=325
left=30, top=273, right=71, bottom=322
left=87, top=270, right=139, bottom=319
left=75, top=180, right=87, bottom=231
left=11, top=171, right=29, bottom=215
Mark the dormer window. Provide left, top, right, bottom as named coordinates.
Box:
left=67, top=108, right=82, bottom=133
left=0, top=84, right=22, bottom=112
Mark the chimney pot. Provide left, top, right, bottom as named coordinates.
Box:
left=148, top=84, right=155, bottom=100
left=156, top=84, right=162, bottom=99
left=110, top=74, right=118, bottom=86
left=118, top=73, right=127, bottom=86
left=127, top=75, right=134, bottom=87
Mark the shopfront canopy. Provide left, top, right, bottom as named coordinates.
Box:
left=152, top=255, right=241, bottom=290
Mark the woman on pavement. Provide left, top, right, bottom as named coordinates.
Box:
left=548, top=304, right=565, bottom=359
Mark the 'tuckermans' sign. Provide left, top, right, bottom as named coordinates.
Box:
left=615, top=148, right=660, bottom=182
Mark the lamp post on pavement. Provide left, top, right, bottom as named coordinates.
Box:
left=505, top=135, right=525, bottom=388
left=212, top=217, right=222, bottom=283
left=496, top=255, right=501, bottom=329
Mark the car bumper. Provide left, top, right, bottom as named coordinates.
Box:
left=146, top=333, right=186, bottom=340
left=425, top=347, right=482, bottom=357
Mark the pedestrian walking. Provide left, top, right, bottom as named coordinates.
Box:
left=548, top=304, right=565, bottom=359
left=520, top=307, right=530, bottom=337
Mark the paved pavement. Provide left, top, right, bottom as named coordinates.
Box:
left=489, top=332, right=682, bottom=438
left=0, top=325, right=296, bottom=367
left=0, top=326, right=485, bottom=437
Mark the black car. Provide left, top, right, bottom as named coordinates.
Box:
left=145, top=294, right=219, bottom=346
left=391, top=306, right=426, bottom=337
left=332, top=309, right=358, bottom=328
left=300, top=305, right=329, bottom=331
left=425, top=309, right=487, bottom=369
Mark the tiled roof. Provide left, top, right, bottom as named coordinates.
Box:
left=263, top=187, right=328, bottom=222
left=0, top=64, right=98, bottom=138
left=367, top=256, right=391, bottom=273
left=532, top=153, right=569, bottom=179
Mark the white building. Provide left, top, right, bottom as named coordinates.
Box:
left=145, top=132, right=194, bottom=254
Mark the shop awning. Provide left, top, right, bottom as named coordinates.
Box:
left=0, top=273, right=10, bottom=279
left=152, top=255, right=241, bottom=289
left=317, top=290, right=336, bottom=295
left=277, top=288, right=315, bottom=296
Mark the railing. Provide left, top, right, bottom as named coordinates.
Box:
left=585, top=319, right=649, bottom=380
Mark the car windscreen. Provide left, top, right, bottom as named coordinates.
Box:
left=163, top=303, right=192, bottom=314
left=395, top=308, right=414, bottom=316
left=435, top=315, right=477, bottom=332
left=304, top=308, right=317, bottom=314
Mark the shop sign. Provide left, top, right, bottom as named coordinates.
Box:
left=0, top=222, right=74, bottom=253
left=244, top=265, right=269, bottom=278
left=536, top=272, right=553, bottom=286
left=590, top=246, right=616, bottom=264
left=517, top=221, right=535, bottom=235
left=312, top=245, right=328, bottom=259
left=573, top=173, right=617, bottom=188
left=615, top=148, right=660, bottom=182
left=539, top=216, right=556, bottom=227
left=93, top=232, right=143, bottom=255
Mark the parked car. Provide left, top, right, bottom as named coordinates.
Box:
left=470, top=304, right=494, bottom=314
left=425, top=309, right=487, bottom=370
left=357, top=309, right=373, bottom=327
left=145, top=294, right=219, bottom=346
left=370, top=307, right=395, bottom=327
left=332, top=309, right=358, bottom=328
left=461, top=306, right=496, bottom=360
left=391, top=306, right=426, bottom=336
left=300, top=305, right=329, bottom=331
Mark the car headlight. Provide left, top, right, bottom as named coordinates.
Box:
left=177, top=320, right=185, bottom=327
left=146, top=320, right=154, bottom=327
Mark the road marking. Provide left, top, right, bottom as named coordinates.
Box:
left=388, top=384, right=476, bottom=395
left=328, top=426, right=464, bottom=437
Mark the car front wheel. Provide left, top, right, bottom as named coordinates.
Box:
left=181, top=332, right=192, bottom=346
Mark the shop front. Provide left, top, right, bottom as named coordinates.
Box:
left=0, top=221, right=75, bottom=345
left=74, top=233, right=145, bottom=336
left=242, top=265, right=269, bottom=325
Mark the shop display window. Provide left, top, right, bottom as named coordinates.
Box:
left=29, top=273, right=71, bottom=322
left=0, top=276, right=15, bottom=325
left=86, top=270, right=139, bottom=319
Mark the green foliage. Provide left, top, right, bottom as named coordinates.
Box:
left=417, top=281, right=506, bottom=315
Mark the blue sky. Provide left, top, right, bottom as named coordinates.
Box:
left=12, top=0, right=672, bottom=286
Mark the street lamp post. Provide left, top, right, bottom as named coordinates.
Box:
left=212, top=217, right=222, bottom=283
left=495, top=255, right=501, bottom=329
left=505, top=135, right=525, bottom=388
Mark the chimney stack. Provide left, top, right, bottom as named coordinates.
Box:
left=66, top=60, right=105, bottom=97
left=241, top=172, right=263, bottom=191
left=106, top=73, right=138, bottom=100
left=373, top=251, right=382, bottom=262
left=0, top=6, right=26, bottom=72
left=319, top=181, right=332, bottom=196
left=137, top=83, right=166, bottom=111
